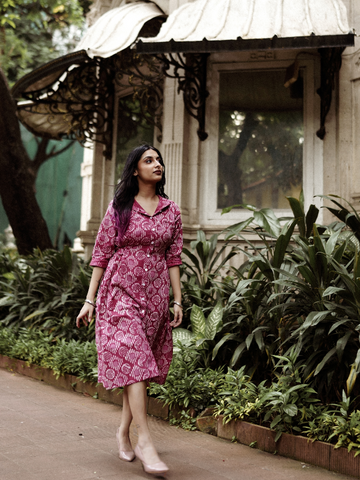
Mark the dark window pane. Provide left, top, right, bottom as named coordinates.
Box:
left=218, top=70, right=303, bottom=210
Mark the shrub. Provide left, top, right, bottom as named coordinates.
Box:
left=0, top=247, right=94, bottom=341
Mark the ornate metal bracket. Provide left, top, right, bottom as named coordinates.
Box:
left=17, top=56, right=115, bottom=159
left=16, top=48, right=210, bottom=163
left=157, top=53, right=209, bottom=141
left=110, top=50, right=165, bottom=143
left=316, top=47, right=345, bottom=140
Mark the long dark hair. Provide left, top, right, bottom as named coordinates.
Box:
left=113, top=144, right=168, bottom=243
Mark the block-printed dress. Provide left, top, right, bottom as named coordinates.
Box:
left=90, top=196, right=183, bottom=389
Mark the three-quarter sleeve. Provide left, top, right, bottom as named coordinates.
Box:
left=165, top=208, right=183, bottom=268
left=90, top=202, right=117, bottom=269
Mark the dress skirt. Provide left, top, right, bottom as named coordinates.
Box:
left=90, top=197, right=183, bottom=389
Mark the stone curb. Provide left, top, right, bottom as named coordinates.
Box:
left=1, top=355, right=359, bottom=478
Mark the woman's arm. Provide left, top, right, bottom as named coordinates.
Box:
left=76, top=266, right=104, bottom=327
left=169, top=265, right=183, bottom=328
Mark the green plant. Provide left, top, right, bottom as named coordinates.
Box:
left=149, top=343, right=224, bottom=414
left=215, top=353, right=320, bottom=442
left=0, top=247, right=93, bottom=341
left=169, top=410, right=197, bottom=431
left=181, top=230, right=238, bottom=313
left=172, top=302, right=224, bottom=366
left=0, top=326, right=98, bottom=383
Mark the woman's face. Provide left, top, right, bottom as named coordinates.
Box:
left=134, top=149, right=163, bottom=183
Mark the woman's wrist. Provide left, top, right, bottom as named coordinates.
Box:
left=173, top=300, right=183, bottom=308
left=85, top=299, right=96, bottom=307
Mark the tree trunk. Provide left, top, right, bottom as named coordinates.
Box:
left=0, top=68, right=53, bottom=255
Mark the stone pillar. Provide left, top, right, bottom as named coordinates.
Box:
left=161, top=75, right=185, bottom=207
left=76, top=141, right=115, bottom=260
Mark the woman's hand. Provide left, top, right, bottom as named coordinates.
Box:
left=170, top=303, right=183, bottom=328
left=76, top=303, right=94, bottom=328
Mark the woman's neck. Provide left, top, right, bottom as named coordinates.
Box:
left=136, top=182, right=157, bottom=201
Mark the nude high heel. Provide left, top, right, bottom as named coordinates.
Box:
left=116, top=428, right=135, bottom=462
left=134, top=444, right=169, bottom=475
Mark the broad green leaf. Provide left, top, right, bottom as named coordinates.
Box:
left=223, top=218, right=253, bottom=240
left=0, top=295, right=13, bottom=306
left=221, top=204, right=256, bottom=215
left=287, top=196, right=305, bottom=236
left=283, top=404, right=298, bottom=416
left=322, top=286, right=346, bottom=297
left=298, top=265, right=317, bottom=287
left=254, top=328, right=265, bottom=351
left=172, top=328, right=194, bottom=344
left=270, top=415, right=282, bottom=429
left=325, top=230, right=340, bottom=256
left=190, top=305, right=206, bottom=337
left=253, top=209, right=280, bottom=237
left=302, top=311, right=329, bottom=329
left=329, top=318, right=352, bottom=334
left=212, top=333, right=238, bottom=360
left=2, top=272, right=15, bottom=280
left=23, top=309, right=48, bottom=321
left=314, top=346, right=337, bottom=375
left=236, top=278, right=260, bottom=294
left=272, top=219, right=297, bottom=272
left=336, top=331, right=352, bottom=361
left=305, top=204, right=319, bottom=238
left=205, top=302, right=223, bottom=340
left=230, top=342, right=246, bottom=367
left=182, top=248, right=201, bottom=272
left=245, top=333, right=254, bottom=350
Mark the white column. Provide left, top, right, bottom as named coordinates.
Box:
left=76, top=140, right=115, bottom=260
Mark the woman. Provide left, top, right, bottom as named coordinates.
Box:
left=76, top=145, right=183, bottom=476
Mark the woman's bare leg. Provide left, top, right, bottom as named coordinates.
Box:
left=118, top=386, right=133, bottom=451
left=127, top=380, right=162, bottom=465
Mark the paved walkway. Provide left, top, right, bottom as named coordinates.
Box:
left=0, top=367, right=355, bottom=480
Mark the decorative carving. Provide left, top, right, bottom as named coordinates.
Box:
left=158, top=53, right=209, bottom=141
left=316, top=47, right=345, bottom=140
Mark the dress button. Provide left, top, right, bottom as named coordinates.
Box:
left=145, top=268, right=148, bottom=272
left=147, top=254, right=150, bottom=258
left=151, top=241, right=154, bottom=244
left=152, top=228, right=155, bottom=231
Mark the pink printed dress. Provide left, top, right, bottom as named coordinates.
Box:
left=90, top=197, right=183, bottom=389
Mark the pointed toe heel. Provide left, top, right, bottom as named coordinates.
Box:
left=116, top=429, right=135, bottom=462
left=134, top=444, right=169, bottom=476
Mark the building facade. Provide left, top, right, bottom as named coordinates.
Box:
left=12, top=0, right=360, bottom=261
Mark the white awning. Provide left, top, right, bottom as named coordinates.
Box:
left=137, top=0, right=355, bottom=53
left=13, top=2, right=165, bottom=97
left=11, top=1, right=166, bottom=146
left=76, top=1, right=165, bottom=58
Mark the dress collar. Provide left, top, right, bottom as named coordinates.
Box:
left=132, top=196, right=171, bottom=217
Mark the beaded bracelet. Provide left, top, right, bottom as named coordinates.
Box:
left=85, top=299, right=96, bottom=307
left=173, top=301, right=183, bottom=309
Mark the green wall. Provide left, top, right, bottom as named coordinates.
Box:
left=0, top=126, right=83, bottom=250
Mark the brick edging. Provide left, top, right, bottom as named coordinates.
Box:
left=217, top=416, right=360, bottom=478
left=1, top=355, right=358, bottom=478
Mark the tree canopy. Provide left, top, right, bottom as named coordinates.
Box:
left=0, top=0, right=90, bottom=84
left=0, top=0, right=89, bottom=254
